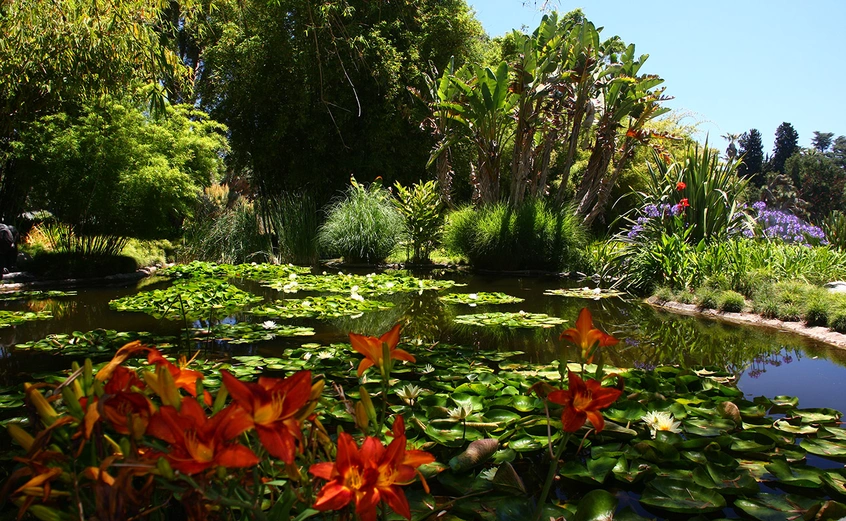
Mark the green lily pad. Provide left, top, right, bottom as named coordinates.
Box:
left=639, top=478, right=726, bottom=514
left=0, top=290, right=77, bottom=301
left=789, top=407, right=842, bottom=424
left=439, top=292, right=524, bottom=305
left=454, top=312, right=565, bottom=329
left=572, top=489, right=618, bottom=521
left=0, top=310, right=52, bottom=328
left=801, top=437, right=846, bottom=460
left=693, top=463, right=758, bottom=495
left=110, top=279, right=262, bottom=320
left=250, top=294, right=394, bottom=319
left=734, top=493, right=819, bottom=521
left=264, top=271, right=462, bottom=294
left=765, top=458, right=823, bottom=488
left=544, top=287, right=625, bottom=299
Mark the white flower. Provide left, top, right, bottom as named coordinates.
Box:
left=468, top=293, right=478, bottom=300
left=350, top=291, right=365, bottom=302
left=301, top=300, right=311, bottom=307
left=396, top=384, right=423, bottom=405
left=642, top=411, right=682, bottom=437
left=261, top=320, right=278, bottom=330
left=420, top=364, right=435, bottom=374
left=289, top=273, right=298, bottom=280
left=385, top=281, right=395, bottom=288
left=448, top=405, right=474, bottom=421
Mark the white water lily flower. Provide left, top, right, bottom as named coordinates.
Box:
left=289, top=273, right=298, bottom=280
left=397, top=384, right=423, bottom=405
left=301, top=300, right=311, bottom=307
left=642, top=411, right=682, bottom=437
left=448, top=405, right=474, bottom=421
left=421, top=364, right=435, bottom=374
left=468, top=293, right=478, bottom=300
left=261, top=320, right=278, bottom=330
left=385, top=281, right=395, bottom=288
left=350, top=291, right=365, bottom=302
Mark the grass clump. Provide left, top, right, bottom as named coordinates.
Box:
left=442, top=199, right=587, bottom=272
left=804, top=296, right=830, bottom=327
left=318, top=181, right=405, bottom=264
left=652, top=286, right=674, bottom=303
left=776, top=303, right=803, bottom=322
left=831, top=306, right=846, bottom=333
left=717, top=291, right=745, bottom=313
left=695, top=287, right=719, bottom=310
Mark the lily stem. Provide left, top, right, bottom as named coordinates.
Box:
left=534, top=432, right=570, bottom=521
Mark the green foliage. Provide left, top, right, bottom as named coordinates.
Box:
left=738, top=129, right=765, bottom=185
left=441, top=200, right=587, bottom=271
left=717, top=291, right=746, bottom=313
left=181, top=192, right=271, bottom=265
left=17, top=99, right=228, bottom=239
left=159, top=260, right=309, bottom=281
left=250, top=295, right=394, bottom=320
left=23, top=252, right=139, bottom=278
left=823, top=211, right=846, bottom=250
left=392, top=180, right=444, bottom=264
left=831, top=307, right=846, bottom=333
left=805, top=296, right=830, bottom=327
left=263, top=271, right=462, bottom=295
left=122, top=239, right=175, bottom=268
left=439, top=292, right=524, bottom=305
left=453, top=312, right=565, bottom=329
left=695, top=287, right=719, bottom=310
left=196, top=0, right=484, bottom=202
left=109, top=279, right=263, bottom=321
left=266, top=192, right=320, bottom=266
left=318, top=181, right=406, bottom=264
left=769, top=122, right=800, bottom=174
left=784, top=152, right=846, bottom=221
left=0, top=310, right=52, bottom=329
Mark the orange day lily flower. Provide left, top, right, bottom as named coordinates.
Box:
left=146, top=348, right=212, bottom=406
left=559, top=308, right=618, bottom=363
left=309, top=416, right=434, bottom=521
left=221, top=369, right=313, bottom=464
left=349, top=324, right=415, bottom=377
left=145, top=399, right=257, bottom=475
left=547, top=371, right=622, bottom=433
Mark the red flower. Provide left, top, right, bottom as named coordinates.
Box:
left=349, top=324, right=415, bottom=377
left=559, top=308, right=618, bottom=363
left=547, top=372, right=622, bottom=433
left=221, top=370, right=313, bottom=464
left=676, top=181, right=686, bottom=191
left=310, top=417, right=434, bottom=521
left=676, top=198, right=690, bottom=212
left=146, top=399, right=257, bottom=475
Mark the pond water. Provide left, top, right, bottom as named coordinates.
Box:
left=2, top=269, right=845, bottom=416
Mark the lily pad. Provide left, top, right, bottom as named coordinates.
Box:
left=544, top=287, right=625, bottom=299
left=454, top=312, right=565, bottom=329
left=439, top=292, right=524, bottom=305
left=734, top=493, right=819, bottom=521
left=639, top=478, right=726, bottom=514
left=800, top=437, right=846, bottom=460
left=250, top=295, right=394, bottom=319
left=110, top=279, right=262, bottom=320
left=264, top=271, right=462, bottom=294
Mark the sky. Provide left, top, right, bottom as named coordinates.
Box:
left=465, top=0, right=846, bottom=154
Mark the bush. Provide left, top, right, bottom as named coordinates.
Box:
left=804, top=296, right=829, bottom=327
left=718, top=291, right=745, bottom=313
left=392, top=180, right=444, bottom=264
left=822, top=210, right=846, bottom=251
left=776, top=303, right=802, bottom=322
left=318, top=181, right=405, bottom=264
left=695, top=287, right=719, bottom=310
left=653, top=286, right=674, bottom=303
left=122, top=239, right=175, bottom=268
left=831, top=307, right=846, bottom=333
left=442, top=199, right=587, bottom=272
left=182, top=195, right=270, bottom=264
left=266, top=192, right=320, bottom=265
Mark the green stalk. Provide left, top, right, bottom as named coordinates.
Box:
left=534, top=432, right=570, bottom=521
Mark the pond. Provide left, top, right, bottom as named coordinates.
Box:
left=2, top=267, right=845, bottom=414
left=5, top=265, right=846, bottom=520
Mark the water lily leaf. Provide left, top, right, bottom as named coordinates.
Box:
left=730, top=431, right=776, bottom=453
left=765, top=458, right=823, bottom=488
left=483, top=409, right=522, bottom=425
left=454, top=312, right=565, bottom=329
left=509, top=395, right=542, bottom=412
left=789, top=408, right=842, bottom=424
left=822, top=470, right=846, bottom=498
left=801, top=437, right=846, bottom=460
left=634, top=440, right=679, bottom=463
left=639, top=478, right=726, bottom=514
left=734, top=493, right=819, bottom=521
left=818, top=426, right=846, bottom=441
left=605, top=401, right=647, bottom=422
left=110, top=279, right=262, bottom=320
left=684, top=418, right=735, bottom=437
left=437, top=470, right=493, bottom=496
left=492, top=462, right=527, bottom=496
left=423, top=423, right=483, bottom=446
left=251, top=295, right=393, bottom=319
left=693, top=463, right=758, bottom=495
left=544, top=287, right=625, bottom=299
left=572, top=489, right=618, bottom=521
left=439, top=292, right=524, bottom=305
left=508, top=436, right=544, bottom=453
left=773, top=418, right=818, bottom=435
left=612, top=456, right=652, bottom=484
left=682, top=448, right=738, bottom=469
left=0, top=310, right=52, bottom=328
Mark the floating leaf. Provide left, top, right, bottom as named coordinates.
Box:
left=250, top=295, right=393, bottom=319
left=439, top=292, right=524, bottom=305
left=544, top=287, right=625, bottom=299
left=0, top=310, right=52, bottom=328
left=734, top=493, right=819, bottom=521
left=639, top=478, right=726, bottom=514
left=572, top=489, right=618, bottom=521
left=454, top=312, right=565, bottom=329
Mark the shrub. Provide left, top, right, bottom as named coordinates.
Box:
left=653, top=286, right=674, bottom=303
left=392, top=180, right=444, bottom=264
left=822, top=210, right=846, bottom=250
left=804, top=296, right=829, bottom=327
left=441, top=199, right=587, bottom=272
left=676, top=289, right=697, bottom=304
left=695, top=287, right=719, bottom=310
left=756, top=299, right=780, bottom=319
left=318, top=181, right=405, bottom=264
left=777, top=303, right=802, bottom=322
left=182, top=195, right=270, bottom=264
left=831, top=306, right=846, bottom=333
left=122, top=239, right=175, bottom=268
left=266, top=192, right=320, bottom=265
left=718, top=291, right=745, bottom=313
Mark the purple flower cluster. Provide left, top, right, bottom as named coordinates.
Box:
left=746, top=201, right=827, bottom=247
left=627, top=203, right=682, bottom=240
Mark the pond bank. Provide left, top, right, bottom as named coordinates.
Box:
left=647, top=296, right=846, bottom=349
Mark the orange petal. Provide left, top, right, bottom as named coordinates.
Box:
left=585, top=410, right=606, bottom=432
left=379, top=323, right=402, bottom=350
left=391, top=348, right=415, bottom=363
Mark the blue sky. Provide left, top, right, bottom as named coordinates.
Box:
left=466, top=0, right=846, bottom=153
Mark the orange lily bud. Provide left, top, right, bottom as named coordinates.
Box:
left=6, top=423, right=34, bottom=451
left=212, top=383, right=228, bottom=414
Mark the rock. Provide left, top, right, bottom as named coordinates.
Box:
left=825, top=281, right=846, bottom=293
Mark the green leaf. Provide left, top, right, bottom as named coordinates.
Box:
left=639, top=478, right=726, bottom=514
left=573, top=489, right=618, bottom=521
